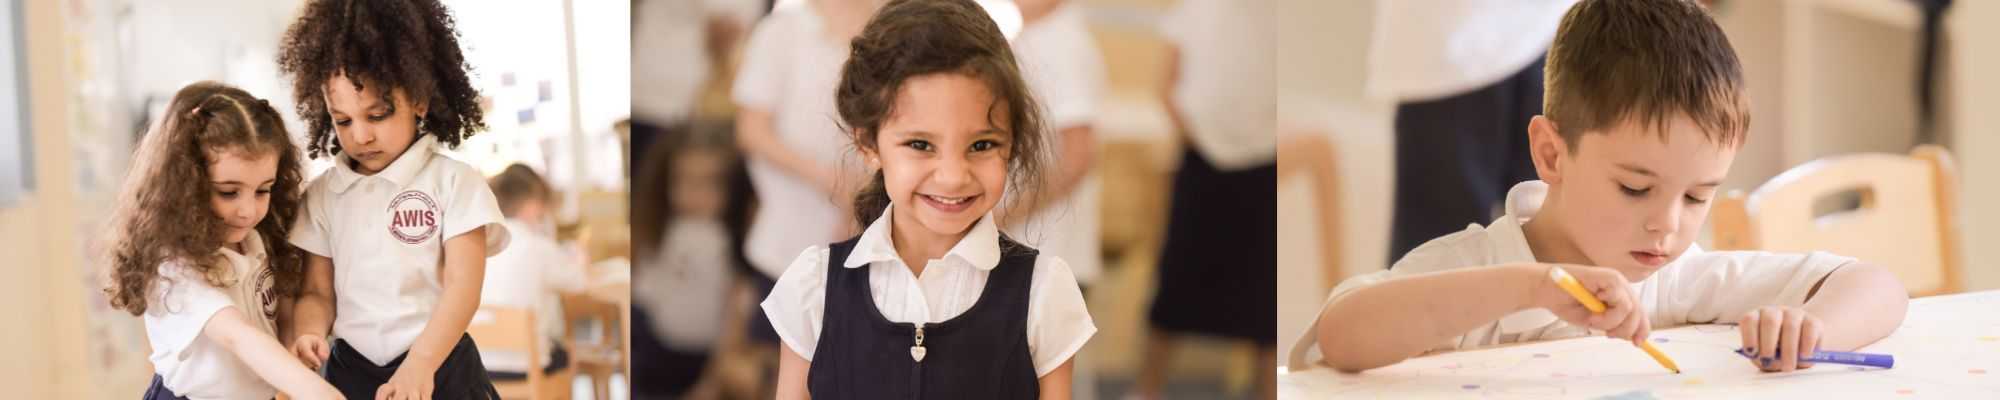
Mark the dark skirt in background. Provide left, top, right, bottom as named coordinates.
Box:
left=1388, top=54, right=1544, bottom=265
left=1148, top=149, right=1278, bottom=345
left=630, top=306, right=714, bottom=398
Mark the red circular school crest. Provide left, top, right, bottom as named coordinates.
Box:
left=253, top=266, right=279, bottom=321
left=388, top=190, right=440, bottom=244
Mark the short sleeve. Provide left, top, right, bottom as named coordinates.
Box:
left=1026, top=255, right=1096, bottom=377
left=731, top=14, right=790, bottom=111
left=1653, top=250, right=1856, bottom=325
left=759, top=246, right=830, bottom=360
left=143, top=262, right=237, bottom=361
left=443, top=162, right=510, bottom=257
left=288, top=183, right=332, bottom=257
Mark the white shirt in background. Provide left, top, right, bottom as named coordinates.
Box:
left=632, top=0, right=766, bottom=123
left=1011, top=1, right=1106, bottom=285
left=479, top=218, right=590, bottom=372
left=1288, top=180, right=1857, bottom=369
left=761, top=207, right=1098, bottom=377
left=634, top=219, right=737, bottom=352
left=290, top=134, right=512, bottom=365
left=1159, top=0, right=1276, bottom=170
left=1365, top=0, right=1578, bottom=102
left=733, top=3, right=856, bottom=279
left=144, top=231, right=279, bottom=400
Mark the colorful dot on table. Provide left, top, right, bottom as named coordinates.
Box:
left=1654, top=337, right=1670, bottom=343
left=1972, top=369, right=1987, bottom=375
left=1462, top=384, right=1481, bottom=390
left=1683, top=378, right=1703, bottom=385
left=1850, top=366, right=1869, bottom=371
left=1551, top=373, right=1567, bottom=378
left=1533, top=353, right=1550, bottom=358
left=1897, top=389, right=1915, bottom=395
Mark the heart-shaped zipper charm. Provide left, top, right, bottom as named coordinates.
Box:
left=910, top=346, right=927, bottom=362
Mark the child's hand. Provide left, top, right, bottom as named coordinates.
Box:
left=376, top=365, right=436, bottom=400
left=1532, top=264, right=1651, bottom=345
left=290, top=334, right=330, bottom=370
left=1739, top=305, right=1824, bottom=372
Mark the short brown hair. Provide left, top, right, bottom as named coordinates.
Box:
left=489, top=164, right=552, bottom=218
left=1544, top=0, right=1748, bottom=149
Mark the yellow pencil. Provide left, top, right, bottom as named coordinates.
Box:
left=1548, top=267, right=1682, bottom=374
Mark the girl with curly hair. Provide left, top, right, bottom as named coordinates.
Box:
left=758, top=0, right=1095, bottom=398
left=276, top=0, right=510, bottom=398
left=102, top=81, right=341, bottom=400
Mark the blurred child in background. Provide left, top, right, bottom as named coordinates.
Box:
left=479, top=164, right=590, bottom=381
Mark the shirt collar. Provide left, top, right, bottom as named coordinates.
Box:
left=842, top=204, right=1003, bottom=271
left=1486, top=180, right=1548, bottom=265
left=323, top=134, right=437, bottom=194
left=218, top=229, right=268, bottom=265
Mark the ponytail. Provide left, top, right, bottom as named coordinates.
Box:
left=852, top=170, right=891, bottom=227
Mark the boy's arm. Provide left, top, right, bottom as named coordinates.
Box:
left=1314, top=264, right=1546, bottom=372
left=1800, top=262, right=1908, bottom=350
left=1314, top=263, right=1647, bottom=372
left=204, top=307, right=344, bottom=400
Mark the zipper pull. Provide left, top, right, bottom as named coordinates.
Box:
left=910, top=326, right=927, bottom=362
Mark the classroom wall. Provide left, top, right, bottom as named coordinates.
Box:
left=0, top=1, right=99, bottom=398
left=1946, top=1, right=2000, bottom=293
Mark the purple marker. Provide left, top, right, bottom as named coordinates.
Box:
left=1735, top=348, right=1894, bottom=369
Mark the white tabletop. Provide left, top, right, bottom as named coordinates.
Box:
left=1279, top=290, right=2000, bottom=399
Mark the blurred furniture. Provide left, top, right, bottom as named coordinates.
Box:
left=1710, top=145, right=1960, bottom=297
left=563, top=260, right=630, bottom=400
left=1277, top=133, right=1343, bottom=290
left=467, top=306, right=572, bottom=400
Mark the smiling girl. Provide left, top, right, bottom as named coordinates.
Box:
left=758, top=0, right=1096, bottom=398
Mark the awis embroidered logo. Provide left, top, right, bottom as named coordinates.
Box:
left=388, top=190, right=440, bottom=244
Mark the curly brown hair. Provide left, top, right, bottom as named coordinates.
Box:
left=276, top=0, right=486, bottom=159
left=836, top=0, right=1049, bottom=226
left=103, top=81, right=307, bottom=316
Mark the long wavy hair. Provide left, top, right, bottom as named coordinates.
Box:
left=102, top=82, right=307, bottom=316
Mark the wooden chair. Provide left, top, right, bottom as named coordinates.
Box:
left=467, top=306, right=571, bottom=400
left=1277, top=133, right=1344, bottom=290
left=1709, top=145, right=1961, bottom=297
left=562, top=293, right=627, bottom=400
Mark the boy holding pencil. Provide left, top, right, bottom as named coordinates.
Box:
left=1290, top=0, right=1910, bottom=374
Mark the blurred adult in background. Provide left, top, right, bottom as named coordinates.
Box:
left=1134, top=0, right=1278, bottom=398
left=1006, top=0, right=1107, bottom=397
left=1375, top=0, right=1578, bottom=265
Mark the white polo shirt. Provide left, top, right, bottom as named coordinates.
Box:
left=145, top=231, right=281, bottom=400
left=760, top=206, right=1098, bottom=377
left=733, top=3, right=855, bottom=278
left=1288, top=181, right=1858, bottom=369
left=1365, top=0, right=1578, bottom=102
left=1011, top=1, right=1106, bottom=285
left=479, top=218, right=588, bottom=372
left=1159, top=0, right=1276, bottom=171
left=291, top=134, right=511, bottom=365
